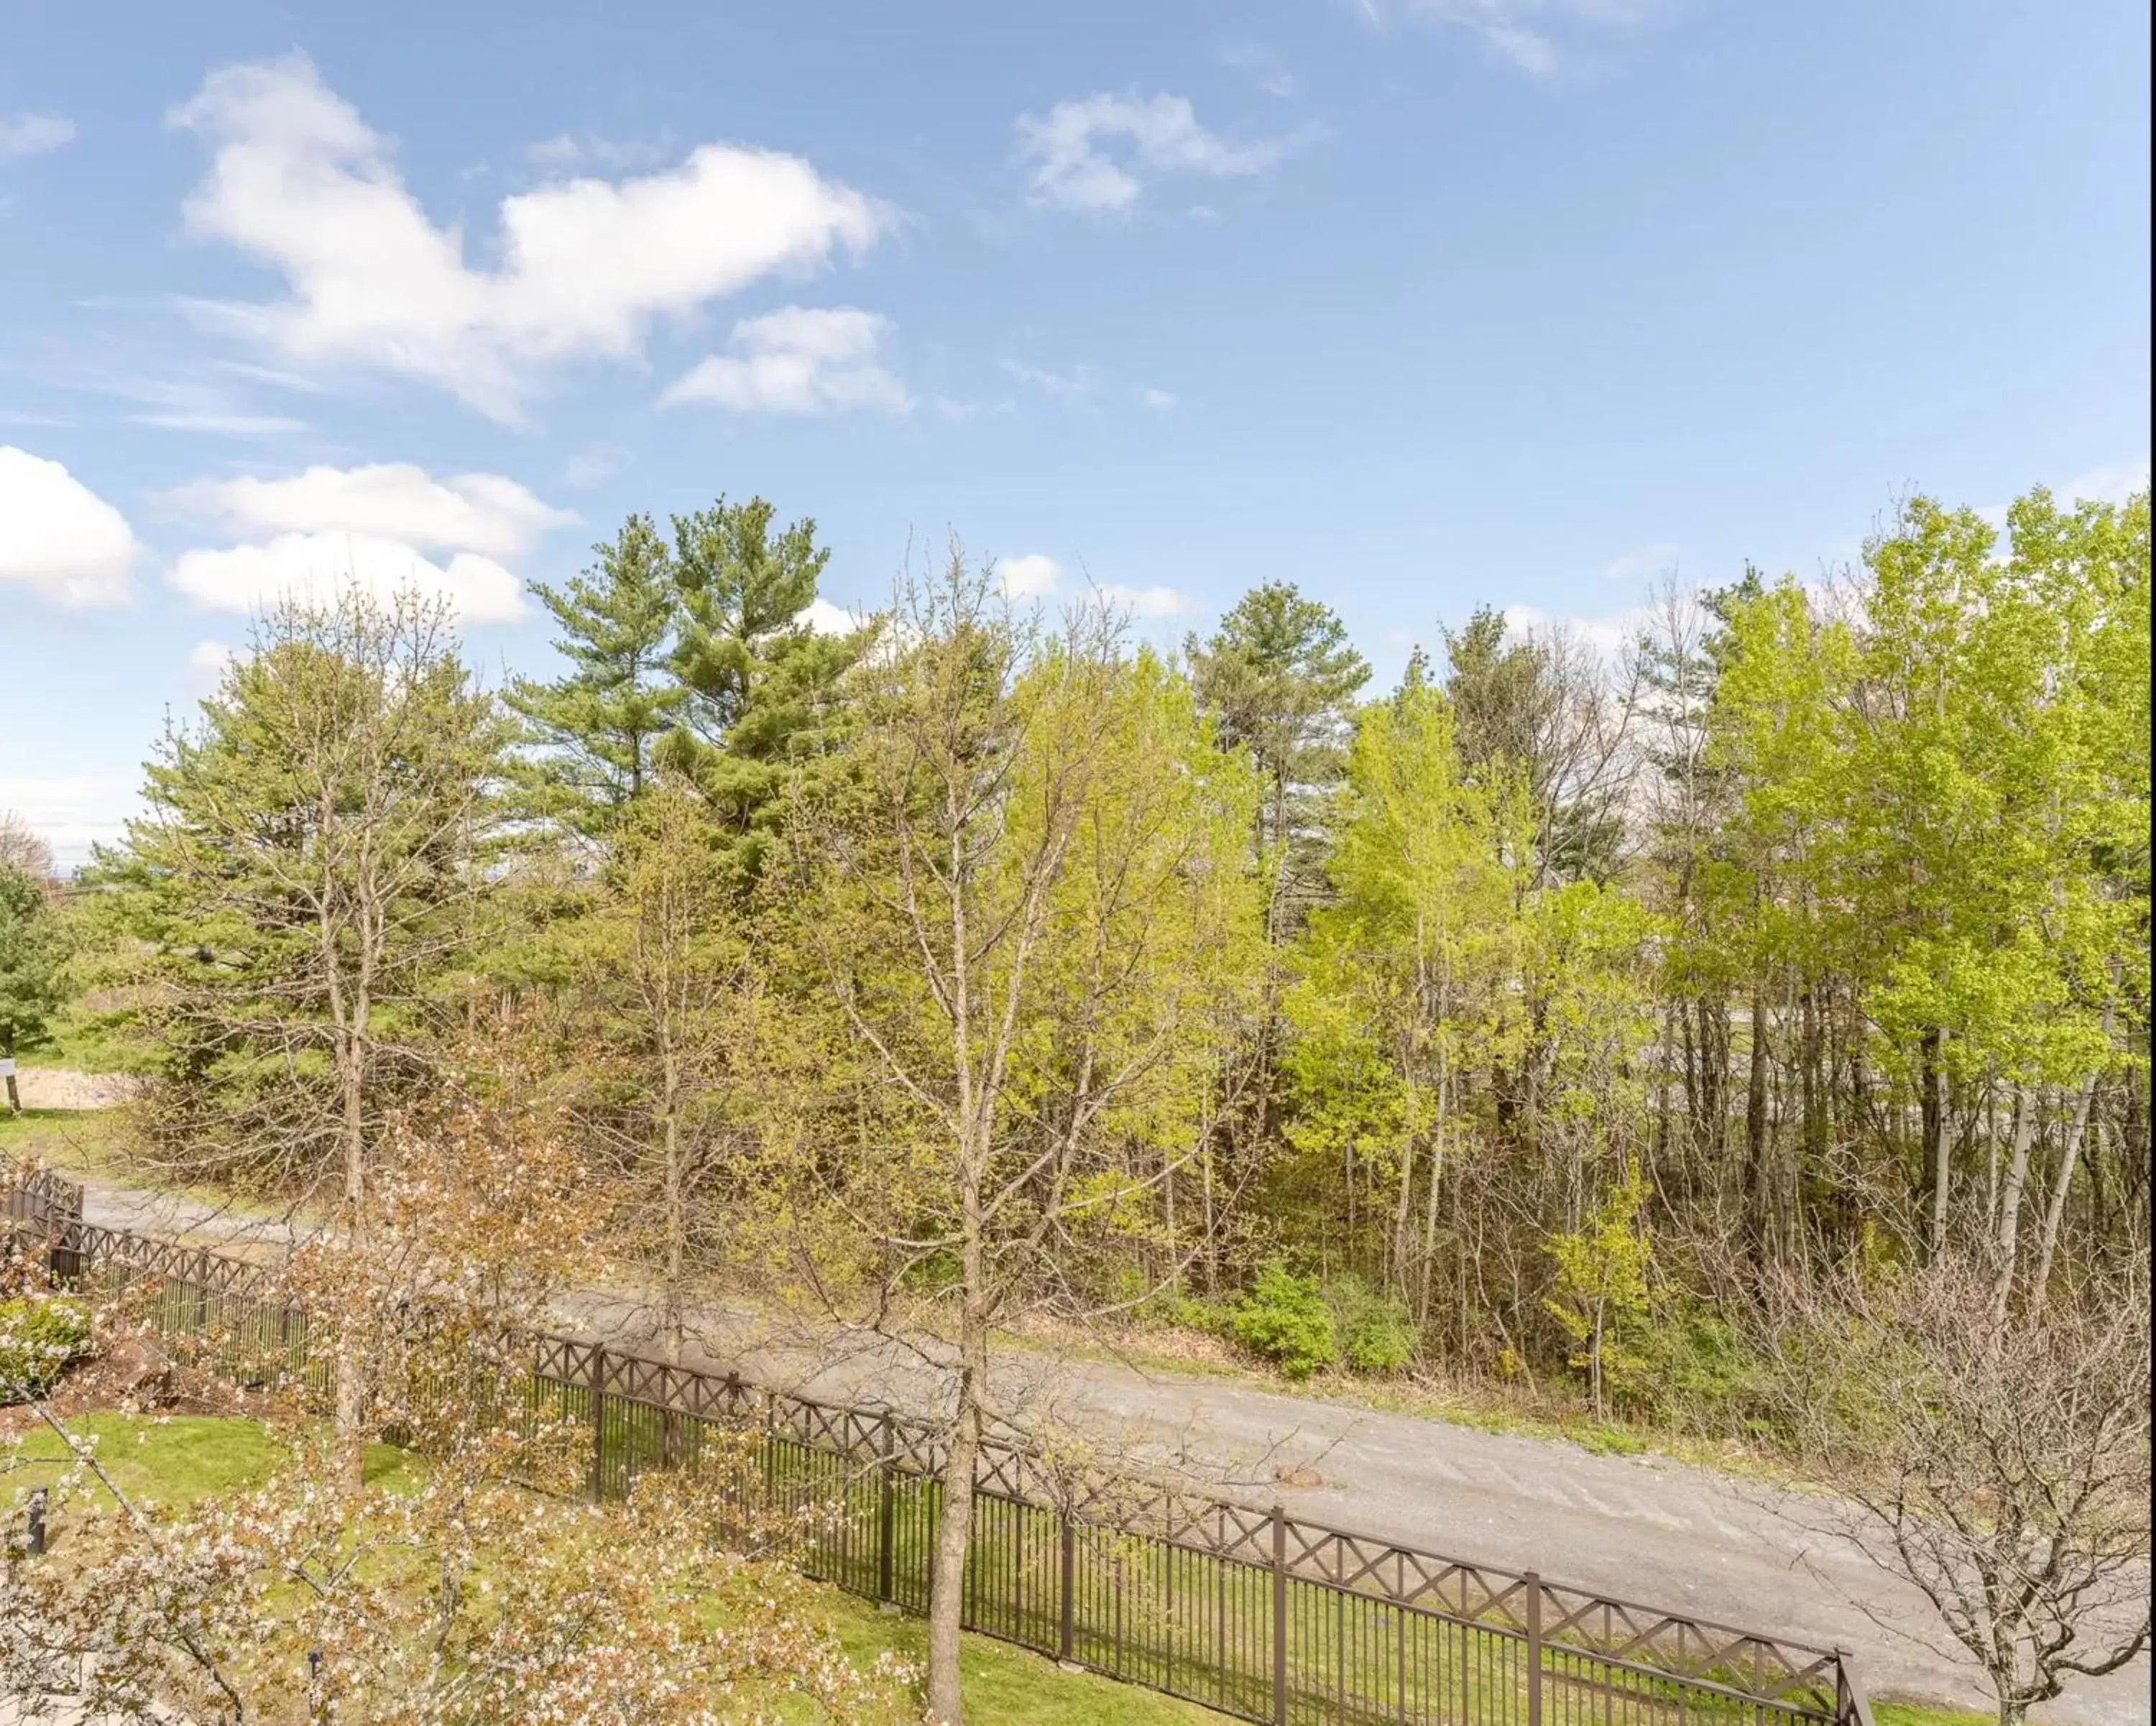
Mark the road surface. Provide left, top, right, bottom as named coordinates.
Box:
left=64, top=1167, right=2154, bottom=1726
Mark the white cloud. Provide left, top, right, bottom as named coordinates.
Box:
left=0, top=114, right=75, bottom=160
left=1598, top=540, right=1680, bottom=581
left=169, top=463, right=575, bottom=560
left=0, top=446, right=137, bottom=608
left=801, top=596, right=867, bottom=637
left=187, top=638, right=241, bottom=693
left=1100, top=583, right=1194, bottom=619
left=2056, top=456, right=2150, bottom=507
left=1503, top=600, right=1644, bottom=659
left=1015, top=91, right=1297, bottom=213
left=562, top=445, right=625, bottom=489
left=169, top=55, right=890, bottom=422
left=87, top=373, right=308, bottom=438
left=1001, top=359, right=1098, bottom=400
left=0, top=776, right=132, bottom=870
left=1000, top=553, right=1063, bottom=598
left=1978, top=455, right=2151, bottom=530
left=1366, top=1, right=1672, bottom=80
left=168, top=532, right=525, bottom=623
left=1140, top=387, right=1179, bottom=411
left=662, top=306, right=910, bottom=415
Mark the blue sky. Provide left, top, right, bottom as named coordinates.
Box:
left=2, top=0, right=2149, bottom=866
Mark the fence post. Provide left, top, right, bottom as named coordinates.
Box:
left=1524, top=1569, right=1543, bottom=1726
left=878, top=1412, right=897, bottom=1607
left=1835, top=1646, right=1874, bottom=1726
left=588, top=1344, right=607, bottom=1505
left=1059, top=1503, right=1077, bottom=1662
left=1271, top=1503, right=1288, bottom=1726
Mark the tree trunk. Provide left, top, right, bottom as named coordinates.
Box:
left=1989, top=1086, right=2038, bottom=1335
left=1745, top=988, right=1771, bottom=1248
left=660, top=1035, right=686, bottom=1367
left=926, top=1289, right=988, bottom=1724
left=2027, top=1075, right=2099, bottom=1321
left=333, top=1002, right=369, bottom=1496
left=1418, top=1058, right=1448, bottom=1331
left=1922, top=1026, right=1946, bottom=1255
left=3, top=1029, right=17, bottom=1115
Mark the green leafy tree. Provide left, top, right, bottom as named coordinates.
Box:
left=1543, top=1159, right=1654, bottom=1418
left=549, top=775, right=763, bottom=1363
left=0, top=864, right=68, bottom=1114
left=768, top=553, right=1262, bottom=1723
left=1286, top=667, right=1518, bottom=1318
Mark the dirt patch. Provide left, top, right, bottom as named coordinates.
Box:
left=0, top=1338, right=272, bottom=1436
left=12, top=1067, right=139, bottom=1112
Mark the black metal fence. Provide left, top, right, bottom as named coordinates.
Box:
left=2, top=1160, right=1873, bottom=1726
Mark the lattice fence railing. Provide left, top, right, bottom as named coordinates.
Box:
left=2, top=1158, right=1874, bottom=1726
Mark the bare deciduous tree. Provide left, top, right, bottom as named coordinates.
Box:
left=1762, top=1254, right=2151, bottom=1725
left=0, top=810, right=55, bottom=882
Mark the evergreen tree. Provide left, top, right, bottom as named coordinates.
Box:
left=507, top=514, right=684, bottom=836
left=659, top=497, right=865, bottom=880
left=0, top=862, right=66, bottom=1114
left=1185, top=581, right=1369, bottom=908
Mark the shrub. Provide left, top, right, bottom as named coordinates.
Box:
left=1230, top=1262, right=1337, bottom=1379
left=1330, top=1276, right=1417, bottom=1375
left=0, top=1293, right=91, bottom=1403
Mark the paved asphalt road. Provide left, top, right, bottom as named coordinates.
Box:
left=72, top=1171, right=2152, bottom=1726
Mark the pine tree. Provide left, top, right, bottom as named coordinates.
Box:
left=507, top=514, right=685, bottom=836
left=660, top=497, right=864, bottom=880
left=1185, top=581, right=1369, bottom=908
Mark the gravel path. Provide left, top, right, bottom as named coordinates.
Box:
left=60, top=1166, right=2152, bottom=1726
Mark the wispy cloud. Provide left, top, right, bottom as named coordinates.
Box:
left=662, top=307, right=911, bottom=415
left=1222, top=44, right=1299, bottom=98
left=523, top=132, right=671, bottom=173
left=0, top=113, right=75, bottom=160
left=1015, top=91, right=1302, bottom=213
left=1359, top=0, right=1674, bottom=80
left=1598, top=540, right=1680, bottom=581
left=88, top=373, right=306, bottom=438
left=1977, top=454, right=2150, bottom=528
left=1001, top=359, right=1099, bottom=400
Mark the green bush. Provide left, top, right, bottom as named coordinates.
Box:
left=1329, top=1277, right=1418, bottom=1375
left=1632, top=1298, right=1769, bottom=1428
left=0, top=1294, right=91, bottom=1403
left=1230, top=1262, right=1337, bottom=1380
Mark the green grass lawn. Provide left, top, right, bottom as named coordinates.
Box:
left=8, top=1413, right=1215, bottom=1725
left=1873, top=1706, right=1995, bottom=1726
left=0, top=1104, right=126, bottom=1174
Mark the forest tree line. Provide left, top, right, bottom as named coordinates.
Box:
left=4, top=482, right=2145, bottom=1431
